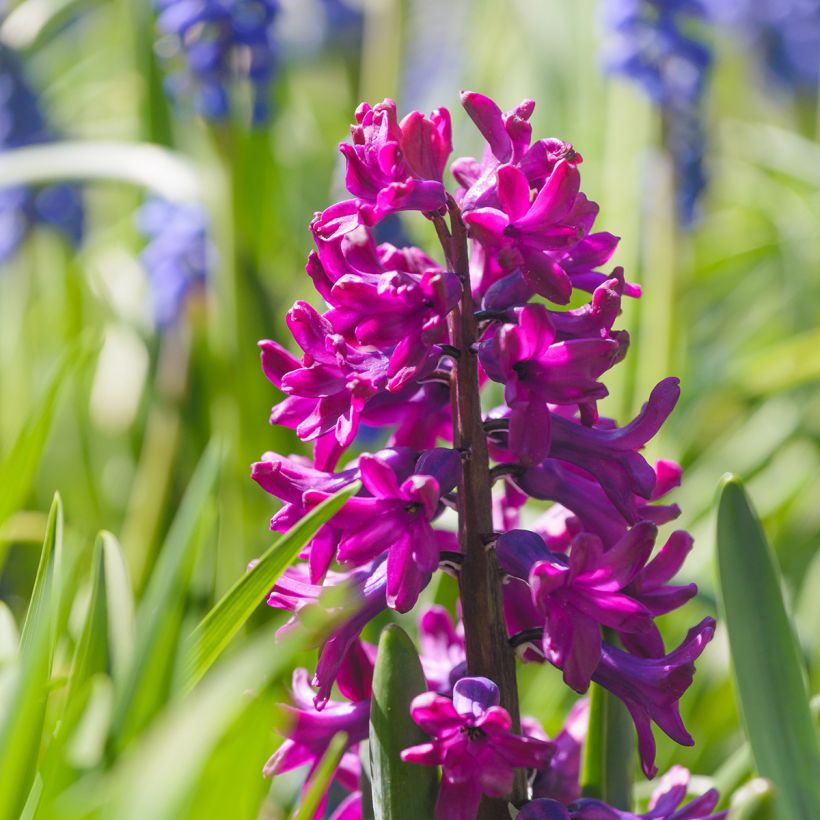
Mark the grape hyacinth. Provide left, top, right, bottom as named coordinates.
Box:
left=154, top=0, right=280, bottom=125
left=711, top=0, right=820, bottom=94
left=601, top=0, right=711, bottom=226
left=255, top=92, right=715, bottom=817
left=137, top=198, right=215, bottom=327
left=0, top=47, right=84, bottom=262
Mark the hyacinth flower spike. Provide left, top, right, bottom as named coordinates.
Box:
left=256, top=90, right=716, bottom=817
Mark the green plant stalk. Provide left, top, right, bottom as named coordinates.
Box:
left=294, top=732, right=349, bottom=820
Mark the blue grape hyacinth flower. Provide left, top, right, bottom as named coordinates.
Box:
left=154, top=0, right=280, bottom=126
left=0, top=47, right=84, bottom=263
left=137, top=198, right=215, bottom=328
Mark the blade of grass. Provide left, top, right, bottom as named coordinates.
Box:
left=109, top=442, right=222, bottom=751
left=716, top=475, right=820, bottom=819
left=57, top=604, right=345, bottom=820
left=181, top=480, right=360, bottom=692
left=0, top=336, right=94, bottom=535
left=0, top=495, right=63, bottom=820
left=293, top=732, right=349, bottom=820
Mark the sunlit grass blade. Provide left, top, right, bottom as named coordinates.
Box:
left=181, top=480, right=361, bottom=692
left=66, top=532, right=134, bottom=706
left=19, top=494, right=63, bottom=659
left=293, top=731, right=348, bottom=820
left=0, top=336, right=93, bottom=534
left=109, top=442, right=222, bottom=751
left=369, top=624, right=438, bottom=820
left=57, top=605, right=342, bottom=820
left=0, top=494, right=63, bottom=820
left=716, top=475, right=820, bottom=819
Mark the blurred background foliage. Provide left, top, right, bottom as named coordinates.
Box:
left=0, top=0, right=819, bottom=816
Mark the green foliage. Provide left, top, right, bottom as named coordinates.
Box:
left=182, top=480, right=362, bottom=692
left=0, top=494, right=63, bottom=820
left=716, top=476, right=820, bottom=819
left=369, top=624, right=438, bottom=820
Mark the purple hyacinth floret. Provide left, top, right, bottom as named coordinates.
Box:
left=137, top=197, right=215, bottom=327
left=154, top=0, right=280, bottom=125
left=401, top=677, right=554, bottom=820
left=0, top=48, right=84, bottom=262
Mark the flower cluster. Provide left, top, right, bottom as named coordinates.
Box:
left=711, top=0, right=820, bottom=93
left=255, top=92, right=714, bottom=817
left=137, top=198, right=215, bottom=327
left=154, top=0, right=280, bottom=125
left=0, top=47, right=84, bottom=262
left=601, top=0, right=711, bottom=226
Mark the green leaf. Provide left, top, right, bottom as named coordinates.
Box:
left=369, top=624, right=438, bottom=820
left=57, top=606, right=342, bottom=820
left=0, top=142, right=201, bottom=202
left=0, top=494, right=63, bottom=820
left=580, top=681, right=633, bottom=809
left=181, top=480, right=361, bottom=692
left=0, top=335, right=93, bottom=534
left=293, top=732, right=348, bottom=820
left=66, top=532, right=134, bottom=707
left=109, top=442, right=221, bottom=751
left=716, top=475, right=820, bottom=819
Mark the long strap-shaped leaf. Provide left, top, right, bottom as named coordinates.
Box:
left=716, top=475, right=820, bottom=819
left=110, top=442, right=222, bottom=750
left=0, top=494, right=62, bottom=820
left=181, top=480, right=361, bottom=692
left=369, top=624, right=438, bottom=820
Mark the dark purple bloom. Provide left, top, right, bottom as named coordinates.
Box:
left=521, top=763, right=726, bottom=818
left=0, top=48, right=84, bottom=261
left=307, top=449, right=459, bottom=611
left=155, top=0, right=280, bottom=125
left=601, top=0, right=710, bottom=225
left=137, top=198, right=214, bottom=327
left=529, top=523, right=658, bottom=692
left=401, top=676, right=553, bottom=820
left=592, top=618, right=716, bottom=777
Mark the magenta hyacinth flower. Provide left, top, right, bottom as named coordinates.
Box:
left=519, top=764, right=726, bottom=818
left=340, top=99, right=451, bottom=224
left=256, top=90, right=716, bottom=813
left=308, top=449, right=458, bottom=612
left=264, top=669, right=368, bottom=780
left=529, top=523, right=658, bottom=692
left=401, top=677, right=553, bottom=820
left=593, top=618, right=716, bottom=777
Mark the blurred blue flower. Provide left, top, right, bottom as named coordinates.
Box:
left=154, top=0, right=280, bottom=126
left=601, top=0, right=710, bottom=227
left=711, top=0, right=820, bottom=93
left=137, top=198, right=215, bottom=327
left=0, top=47, right=84, bottom=263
